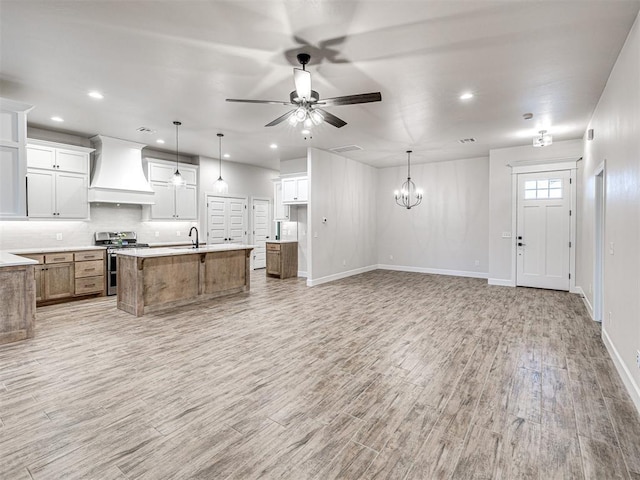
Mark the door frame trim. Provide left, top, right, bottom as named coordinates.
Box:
left=510, top=159, right=578, bottom=292
left=593, top=160, right=606, bottom=322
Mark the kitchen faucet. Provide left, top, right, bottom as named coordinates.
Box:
left=189, top=226, right=199, bottom=249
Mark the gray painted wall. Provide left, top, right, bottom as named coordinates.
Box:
left=577, top=11, right=640, bottom=410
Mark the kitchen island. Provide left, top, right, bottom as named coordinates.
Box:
left=0, top=252, right=37, bottom=344
left=116, top=244, right=254, bottom=317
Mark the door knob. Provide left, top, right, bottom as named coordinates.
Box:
left=518, top=242, right=526, bottom=246
left=517, top=236, right=523, bottom=240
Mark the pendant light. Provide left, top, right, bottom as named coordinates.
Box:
left=213, top=132, right=228, bottom=194
left=394, top=150, right=423, bottom=209
left=171, top=121, right=186, bottom=188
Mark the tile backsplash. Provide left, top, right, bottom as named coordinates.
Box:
left=0, top=204, right=198, bottom=250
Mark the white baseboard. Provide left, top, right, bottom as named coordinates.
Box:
left=297, top=271, right=308, bottom=278
left=488, top=278, right=515, bottom=287
left=602, top=328, right=640, bottom=416
left=573, top=286, right=595, bottom=320
left=378, top=264, right=488, bottom=279
left=306, top=265, right=378, bottom=286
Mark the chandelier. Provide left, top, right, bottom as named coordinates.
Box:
left=394, top=150, right=423, bottom=209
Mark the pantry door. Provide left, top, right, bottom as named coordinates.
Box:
left=206, top=196, right=247, bottom=245
left=516, top=170, right=571, bottom=290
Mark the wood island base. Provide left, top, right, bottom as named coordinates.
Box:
left=117, top=247, right=252, bottom=317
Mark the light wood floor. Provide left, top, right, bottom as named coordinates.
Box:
left=1, top=270, right=639, bottom=479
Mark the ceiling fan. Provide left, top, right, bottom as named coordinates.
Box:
left=226, top=53, right=382, bottom=129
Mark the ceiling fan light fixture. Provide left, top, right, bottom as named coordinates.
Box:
left=171, top=121, right=186, bottom=188
left=294, top=106, right=307, bottom=122
left=310, top=109, right=324, bottom=125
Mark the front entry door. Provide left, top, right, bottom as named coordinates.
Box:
left=516, top=170, right=571, bottom=290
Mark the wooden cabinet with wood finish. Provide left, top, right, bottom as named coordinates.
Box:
left=266, top=241, right=298, bottom=279
left=21, top=249, right=106, bottom=304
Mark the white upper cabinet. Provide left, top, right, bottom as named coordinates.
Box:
left=26, top=139, right=93, bottom=219
left=281, top=176, right=308, bottom=204
left=27, top=143, right=88, bottom=174
left=144, top=158, right=198, bottom=220
left=273, top=181, right=290, bottom=221
left=0, top=98, right=33, bottom=219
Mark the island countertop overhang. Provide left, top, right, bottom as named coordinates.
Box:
left=115, top=244, right=255, bottom=258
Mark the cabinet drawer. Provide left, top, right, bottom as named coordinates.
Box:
left=266, top=243, right=281, bottom=251
left=75, top=260, right=104, bottom=278
left=45, top=253, right=74, bottom=264
left=75, top=276, right=105, bottom=295
left=74, top=250, right=104, bottom=262
left=21, top=254, right=44, bottom=264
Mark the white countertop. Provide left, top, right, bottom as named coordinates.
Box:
left=116, top=244, right=255, bottom=258
left=0, top=252, right=39, bottom=267
left=8, top=246, right=107, bottom=254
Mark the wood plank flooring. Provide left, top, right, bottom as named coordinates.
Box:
left=1, top=270, right=639, bottom=479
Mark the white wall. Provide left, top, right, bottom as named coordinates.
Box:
left=377, top=157, right=489, bottom=277
left=577, top=12, right=640, bottom=411
left=488, top=139, right=583, bottom=285
left=197, top=155, right=278, bottom=240
left=308, top=148, right=378, bottom=285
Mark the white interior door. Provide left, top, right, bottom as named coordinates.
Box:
left=516, top=171, right=571, bottom=290
left=207, top=196, right=247, bottom=245
left=251, top=198, right=270, bottom=269
left=207, top=197, right=227, bottom=244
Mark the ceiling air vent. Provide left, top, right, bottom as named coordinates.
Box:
left=330, top=144, right=363, bottom=153
left=136, top=126, right=156, bottom=134
left=458, top=138, right=477, bottom=144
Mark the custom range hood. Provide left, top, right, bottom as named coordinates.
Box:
left=88, top=135, right=155, bottom=204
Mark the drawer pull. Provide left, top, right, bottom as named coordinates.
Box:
left=85, top=268, right=95, bottom=271
left=53, top=257, right=65, bottom=261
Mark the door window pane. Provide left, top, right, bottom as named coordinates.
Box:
left=523, top=178, right=563, bottom=199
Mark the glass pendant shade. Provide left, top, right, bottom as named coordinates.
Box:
left=394, top=150, right=423, bottom=209
left=172, top=121, right=186, bottom=188
left=214, top=132, right=228, bottom=194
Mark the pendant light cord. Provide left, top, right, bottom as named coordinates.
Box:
left=173, top=121, right=181, bottom=173
left=217, top=133, right=224, bottom=179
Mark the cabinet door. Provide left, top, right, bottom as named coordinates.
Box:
left=273, top=182, right=289, bottom=220
left=27, top=169, right=56, bottom=217
left=56, top=172, right=88, bottom=218
left=44, top=263, right=74, bottom=300
left=296, top=177, right=308, bottom=202
left=175, top=184, right=197, bottom=219
left=148, top=163, right=175, bottom=183
left=227, top=198, right=246, bottom=243
left=181, top=166, right=198, bottom=186
left=149, top=181, right=176, bottom=219
left=27, top=145, right=55, bottom=169
left=56, top=150, right=87, bottom=174
left=266, top=251, right=280, bottom=275
left=0, top=145, right=25, bottom=217
left=281, top=178, right=297, bottom=202
left=33, top=265, right=45, bottom=302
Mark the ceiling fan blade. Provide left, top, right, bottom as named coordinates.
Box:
left=265, top=109, right=296, bottom=127
left=226, top=98, right=291, bottom=105
left=316, top=108, right=347, bottom=128
left=294, top=68, right=311, bottom=100
left=320, top=92, right=382, bottom=106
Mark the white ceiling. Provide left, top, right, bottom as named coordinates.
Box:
left=1, top=1, right=639, bottom=171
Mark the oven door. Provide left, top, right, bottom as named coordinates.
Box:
left=107, top=250, right=118, bottom=296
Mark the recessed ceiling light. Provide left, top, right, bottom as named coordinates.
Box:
left=156, top=139, right=165, bottom=144
left=88, top=91, right=104, bottom=99
left=223, top=154, right=230, bottom=158
left=51, top=116, right=64, bottom=122
left=459, top=92, right=474, bottom=100
left=301, top=129, right=310, bottom=135
left=270, top=143, right=278, bottom=149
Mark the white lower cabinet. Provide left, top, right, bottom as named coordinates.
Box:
left=27, top=169, right=87, bottom=218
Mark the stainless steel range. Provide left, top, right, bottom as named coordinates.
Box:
left=95, top=231, right=150, bottom=295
